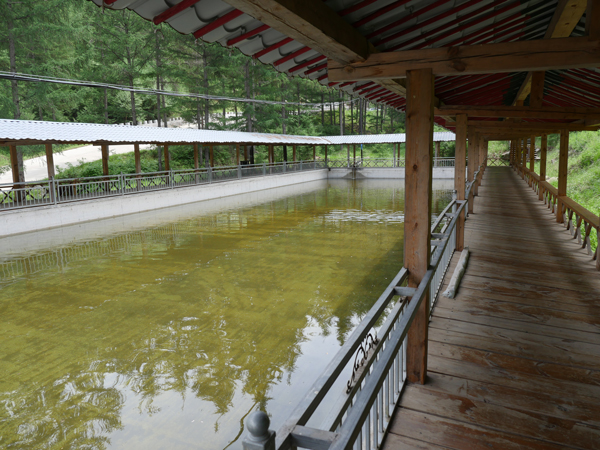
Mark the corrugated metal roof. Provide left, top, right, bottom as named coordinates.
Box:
left=87, top=0, right=593, bottom=128
left=0, top=119, right=455, bottom=145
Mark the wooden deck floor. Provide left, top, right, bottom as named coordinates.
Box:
left=384, top=167, right=600, bottom=450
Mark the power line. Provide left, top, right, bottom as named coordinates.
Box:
left=0, top=71, right=360, bottom=108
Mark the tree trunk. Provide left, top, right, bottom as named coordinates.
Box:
left=203, top=45, right=209, bottom=129
left=321, top=93, right=325, bottom=125
left=8, top=13, right=24, bottom=182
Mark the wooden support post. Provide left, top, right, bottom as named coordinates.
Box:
left=455, top=114, right=467, bottom=251
left=293, top=145, right=297, bottom=162
left=530, top=71, right=545, bottom=109
left=209, top=145, right=214, bottom=167
left=539, top=134, right=547, bottom=200
left=347, top=144, right=350, bottom=164
left=269, top=144, right=274, bottom=164
left=405, top=68, right=433, bottom=385
left=244, top=145, right=249, bottom=161
left=313, top=145, right=316, bottom=160
left=587, top=0, right=600, bottom=40
left=521, top=137, right=527, bottom=178
left=134, top=144, right=141, bottom=174
left=324, top=145, right=328, bottom=162
left=101, top=144, right=110, bottom=176
left=163, top=145, right=170, bottom=171
left=467, top=131, right=475, bottom=214
left=194, top=144, right=199, bottom=169
left=9, top=145, right=21, bottom=183
left=45, top=143, right=55, bottom=179
left=557, top=130, right=569, bottom=223
left=434, top=141, right=440, bottom=166
left=353, top=144, right=356, bottom=163
left=236, top=144, right=240, bottom=165
left=529, top=135, right=536, bottom=185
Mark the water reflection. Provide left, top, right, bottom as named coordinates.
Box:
left=0, top=179, right=452, bottom=449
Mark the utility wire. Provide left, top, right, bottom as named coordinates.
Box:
left=0, top=71, right=360, bottom=107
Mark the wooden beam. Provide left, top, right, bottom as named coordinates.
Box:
left=405, top=68, right=433, bottom=385
left=101, top=144, right=110, bottom=176
left=472, top=132, right=480, bottom=196
left=466, top=120, right=596, bottom=131
left=529, top=71, right=546, bottom=109
left=223, top=0, right=373, bottom=65
left=45, top=143, right=55, bottom=179
left=328, top=37, right=600, bottom=82
left=455, top=114, right=467, bottom=252
left=438, top=105, right=600, bottom=121
left=313, top=144, right=316, bottom=160
left=557, top=130, right=569, bottom=223
left=530, top=135, right=536, bottom=176
left=588, top=0, right=600, bottom=39
left=513, top=0, right=588, bottom=104
left=236, top=144, right=240, bottom=165
left=209, top=144, right=214, bottom=167
left=293, top=145, right=296, bottom=162
left=521, top=138, right=527, bottom=179
left=324, top=145, right=328, bottom=162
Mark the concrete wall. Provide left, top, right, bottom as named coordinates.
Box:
left=1, top=169, right=328, bottom=237
left=328, top=167, right=455, bottom=179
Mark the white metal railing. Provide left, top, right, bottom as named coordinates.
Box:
left=327, top=158, right=455, bottom=169
left=0, top=160, right=327, bottom=211
left=243, top=186, right=472, bottom=450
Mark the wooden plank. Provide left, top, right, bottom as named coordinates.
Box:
left=455, top=114, right=467, bottom=251
left=397, top=384, right=600, bottom=448
left=588, top=0, right=600, bottom=40
left=410, top=372, right=600, bottom=428
left=328, top=37, right=600, bottom=81
left=428, top=342, right=600, bottom=400
left=436, top=105, right=600, bottom=120
left=405, top=68, right=434, bottom=384
left=388, top=407, right=570, bottom=450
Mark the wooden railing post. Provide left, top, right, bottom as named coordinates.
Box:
left=539, top=134, right=547, bottom=200
left=455, top=114, right=467, bottom=251
left=557, top=130, right=569, bottom=223
left=405, top=68, right=434, bottom=385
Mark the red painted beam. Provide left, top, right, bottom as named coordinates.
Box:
left=193, top=10, right=244, bottom=39
left=154, top=0, right=202, bottom=25
left=227, top=24, right=270, bottom=46
left=290, top=55, right=326, bottom=73
left=253, top=37, right=293, bottom=59
left=304, top=62, right=327, bottom=75
left=275, top=46, right=310, bottom=66
left=353, top=82, right=374, bottom=92
left=317, top=74, right=328, bottom=81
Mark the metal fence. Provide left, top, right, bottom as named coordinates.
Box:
left=0, top=160, right=327, bottom=211
left=327, top=158, right=455, bottom=169
left=243, top=170, right=479, bottom=450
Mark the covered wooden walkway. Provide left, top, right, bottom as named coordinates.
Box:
left=385, top=166, right=600, bottom=450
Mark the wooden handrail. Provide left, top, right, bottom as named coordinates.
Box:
left=539, top=180, right=558, bottom=196
left=560, top=196, right=600, bottom=229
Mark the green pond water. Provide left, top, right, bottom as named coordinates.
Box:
left=0, top=179, right=452, bottom=450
